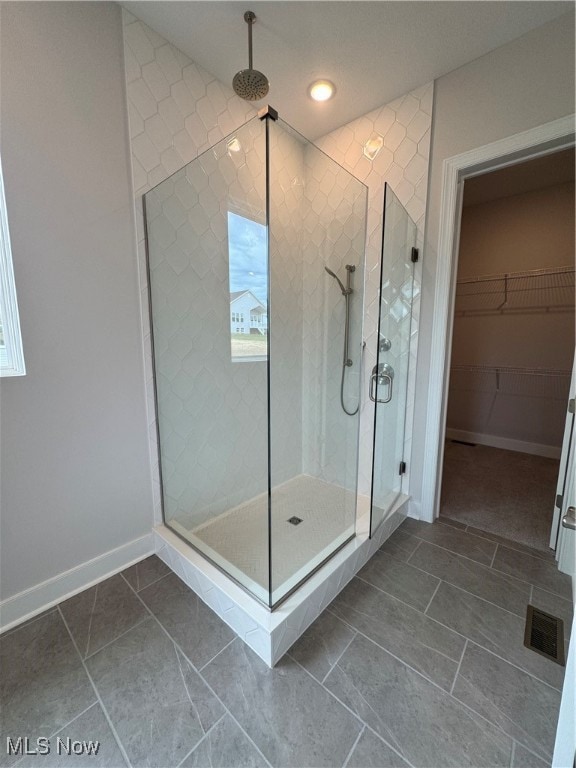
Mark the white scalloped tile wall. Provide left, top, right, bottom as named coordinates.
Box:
left=298, top=142, right=367, bottom=500
left=122, top=9, right=256, bottom=522
left=315, top=84, right=433, bottom=498
left=144, top=120, right=273, bottom=530
left=123, top=8, right=432, bottom=531
left=268, top=123, right=305, bottom=489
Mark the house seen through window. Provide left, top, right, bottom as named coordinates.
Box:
left=228, top=211, right=268, bottom=362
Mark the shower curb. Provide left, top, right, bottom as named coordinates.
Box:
left=153, top=495, right=409, bottom=667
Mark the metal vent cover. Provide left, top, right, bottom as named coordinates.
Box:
left=524, top=605, right=565, bottom=666
left=287, top=516, right=303, bottom=526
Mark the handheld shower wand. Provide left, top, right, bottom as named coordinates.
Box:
left=325, top=265, right=359, bottom=416
left=324, top=266, right=349, bottom=296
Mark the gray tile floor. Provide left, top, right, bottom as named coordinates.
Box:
left=1, top=521, right=572, bottom=768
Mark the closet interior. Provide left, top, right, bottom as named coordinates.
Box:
left=440, top=148, right=575, bottom=552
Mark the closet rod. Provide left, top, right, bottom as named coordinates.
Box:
left=451, top=364, right=570, bottom=377
left=457, top=264, right=574, bottom=286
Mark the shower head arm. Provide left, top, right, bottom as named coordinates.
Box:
left=244, top=11, right=255, bottom=69
left=233, top=11, right=269, bottom=101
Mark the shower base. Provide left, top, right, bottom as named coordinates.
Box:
left=154, top=492, right=409, bottom=667
left=171, top=475, right=356, bottom=605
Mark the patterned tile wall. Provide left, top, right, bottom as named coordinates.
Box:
left=268, top=122, right=305, bottom=488
left=314, top=84, right=433, bottom=499
left=300, top=143, right=367, bottom=495
left=122, top=9, right=256, bottom=522
left=145, top=120, right=271, bottom=530
left=143, top=110, right=368, bottom=548
left=122, top=8, right=433, bottom=526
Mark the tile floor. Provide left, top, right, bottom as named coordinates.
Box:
left=1, top=520, right=572, bottom=768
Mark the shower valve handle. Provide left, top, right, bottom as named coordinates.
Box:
left=369, top=363, right=394, bottom=404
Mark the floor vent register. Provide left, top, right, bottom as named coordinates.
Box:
left=524, top=605, right=565, bottom=666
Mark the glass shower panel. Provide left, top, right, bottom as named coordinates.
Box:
left=268, top=118, right=368, bottom=605
left=370, top=184, right=416, bottom=535
left=145, top=117, right=271, bottom=602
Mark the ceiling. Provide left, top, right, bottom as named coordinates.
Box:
left=464, top=148, right=575, bottom=207
left=124, top=1, right=573, bottom=139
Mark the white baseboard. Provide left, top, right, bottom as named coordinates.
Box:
left=407, top=499, right=422, bottom=520
left=0, top=533, right=154, bottom=633
left=445, top=428, right=561, bottom=460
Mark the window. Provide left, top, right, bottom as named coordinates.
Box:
left=228, top=211, right=268, bottom=362
left=0, top=156, right=25, bottom=376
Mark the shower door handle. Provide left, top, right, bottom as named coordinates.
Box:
left=369, top=363, right=394, bottom=404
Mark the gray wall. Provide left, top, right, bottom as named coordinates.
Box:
left=0, top=2, right=153, bottom=599
left=411, top=12, right=575, bottom=514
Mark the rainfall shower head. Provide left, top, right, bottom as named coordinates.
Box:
left=324, top=266, right=348, bottom=296
left=233, top=11, right=269, bottom=102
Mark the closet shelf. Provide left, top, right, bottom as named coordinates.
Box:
left=454, top=265, right=574, bottom=315
left=450, top=364, right=571, bottom=400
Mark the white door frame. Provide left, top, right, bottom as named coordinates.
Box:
left=420, top=114, right=576, bottom=523
left=550, top=357, right=575, bottom=549
left=552, top=428, right=575, bottom=768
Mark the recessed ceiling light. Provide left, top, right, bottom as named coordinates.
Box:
left=309, top=80, right=335, bottom=102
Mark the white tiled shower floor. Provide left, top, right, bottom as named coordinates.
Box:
left=170, top=475, right=356, bottom=604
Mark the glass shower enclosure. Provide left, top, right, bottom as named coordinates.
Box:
left=370, top=184, right=417, bottom=534
left=144, top=112, right=367, bottom=608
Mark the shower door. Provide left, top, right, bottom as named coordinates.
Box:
left=370, top=184, right=417, bottom=535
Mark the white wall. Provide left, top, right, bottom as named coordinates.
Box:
left=0, top=3, right=154, bottom=610
left=412, top=13, right=575, bottom=517
left=315, top=86, right=433, bottom=500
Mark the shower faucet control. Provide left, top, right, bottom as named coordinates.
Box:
left=379, top=337, right=391, bottom=353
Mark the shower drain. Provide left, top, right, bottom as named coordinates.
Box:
left=524, top=605, right=565, bottom=665
left=287, top=516, right=303, bottom=526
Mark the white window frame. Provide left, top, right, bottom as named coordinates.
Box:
left=0, top=156, right=25, bottom=376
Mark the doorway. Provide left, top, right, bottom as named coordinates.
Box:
left=439, top=149, right=575, bottom=552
